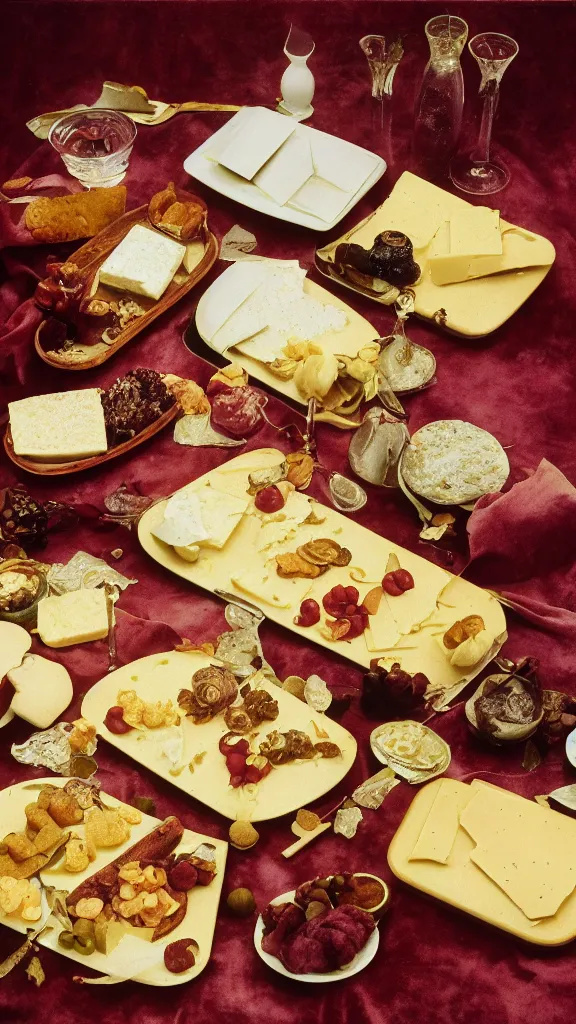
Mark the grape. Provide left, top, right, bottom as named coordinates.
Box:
left=254, top=485, right=285, bottom=513
left=294, top=598, right=321, bottom=627
left=382, top=569, right=414, bottom=596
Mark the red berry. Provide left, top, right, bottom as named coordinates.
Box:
left=229, top=774, right=244, bottom=789
left=345, top=586, right=359, bottom=603
left=219, top=735, right=250, bottom=756
left=244, top=764, right=264, bottom=784
left=226, top=753, right=247, bottom=776
left=254, top=485, right=285, bottom=513
left=294, top=598, right=321, bottom=627
left=196, top=868, right=215, bottom=886
left=168, top=861, right=198, bottom=891
left=382, top=569, right=415, bottom=596
left=104, top=706, right=133, bottom=734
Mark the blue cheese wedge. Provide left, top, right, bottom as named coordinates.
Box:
left=99, top=224, right=185, bottom=301
left=9, top=389, right=107, bottom=460
left=37, top=589, right=109, bottom=648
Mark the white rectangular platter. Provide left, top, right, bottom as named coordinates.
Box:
left=0, top=779, right=227, bottom=985
left=82, top=651, right=357, bottom=823
left=137, top=448, right=506, bottom=706
left=184, top=106, right=385, bottom=231
left=316, top=171, right=555, bottom=337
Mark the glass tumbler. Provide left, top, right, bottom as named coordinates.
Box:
left=48, top=109, right=137, bottom=188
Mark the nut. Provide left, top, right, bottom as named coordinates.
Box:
left=119, top=883, right=136, bottom=901
left=75, top=898, right=104, bottom=920
left=118, top=894, right=146, bottom=918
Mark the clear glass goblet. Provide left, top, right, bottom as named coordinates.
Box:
left=450, top=32, right=519, bottom=195
left=359, top=34, right=404, bottom=166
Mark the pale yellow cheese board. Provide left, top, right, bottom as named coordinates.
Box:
left=0, top=778, right=227, bottom=985
left=388, top=778, right=576, bottom=945
left=137, top=448, right=506, bottom=704
left=82, top=651, right=357, bottom=822
left=194, top=262, right=379, bottom=407
left=316, top=171, right=555, bottom=338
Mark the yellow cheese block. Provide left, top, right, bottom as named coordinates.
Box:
left=449, top=206, right=502, bottom=257
left=37, top=589, right=109, bottom=648
left=429, top=226, right=555, bottom=286
left=409, top=778, right=473, bottom=864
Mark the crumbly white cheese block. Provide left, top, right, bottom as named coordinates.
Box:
left=37, top=589, right=109, bottom=648
left=99, top=224, right=185, bottom=301
left=164, top=483, right=249, bottom=558
left=9, top=389, right=107, bottom=460
left=449, top=206, right=502, bottom=257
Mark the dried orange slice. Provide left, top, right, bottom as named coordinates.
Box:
left=297, top=539, right=342, bottom=565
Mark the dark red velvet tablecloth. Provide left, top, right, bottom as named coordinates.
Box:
left=1, top=3, right=576, bottom=1022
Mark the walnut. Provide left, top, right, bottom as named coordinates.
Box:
left=314, top=742, right=341, bottom=759
left=223, top=705, right=253, bottom=734
left=75, top=897, right=104, bottom=920
left=243, top=689, right=279, bottom=726
left=178, top=666, right=238, bottom=723
left=259, top=729, right=315, bottom=765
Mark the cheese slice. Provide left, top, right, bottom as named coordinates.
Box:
left=365, top=600, right=401, bottom=653
left=288, top=176, right=350, bottom=223
left=236, top=326, right=288, bottom=364
left=164, top=483, right=249, bottom=553
left=198, top=261, right=267, bottom=341
left=429, top=227, right=555, bottom=286
left=372, top=172, right=450, bottom=250
left=152, top=492, right=209, bottom=547
left=384, top=565, right=451, bottom=636
left=8, top=653, right=73, bottom=728
left=310, top=134, right=378, bottom=193
left=230, top=565, right=311, bottom=609
left=182, top=239, right=205, bottom=275
left=99, top=224, right=185, bottom=301
left=253, top=131, right=314, bottom=205
left=37, top=589, right=109, bottom=648
left=211, top=306, right=269, bottom=353
left=409, top=779, right=472, bottom=864
left=217, top=107, right=296, bottom=180
left=449, top=207, right=502, bottom=257
left=9, top=389, right=108, bottom=461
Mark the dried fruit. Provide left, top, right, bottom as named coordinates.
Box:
left=226, top=888, right=256, bottom=917
left=64, top=837, right=92, bottom=873
left=276, top=553, right=322, bottom=579
left=362, top=587, right=383, bottom=615
left=168, top=861, right=198, bottom=891
left=382, top=569, right=414, bottom=596
left=243, top=689, right=279, bottom=725
left=254, top=485, right=285, bottom=513
left=75, top=898, right=104, bottom=920
left=294, top=598, right=321, bottom=627
left=223, top=706, right=253, bottom=734
left=228, top=821, right=259, bottom=850
left=314, top=742, right=341, bottom=758
left=84, top=808, right=130, bottom=849
left=178, top=666, right=238, bottom=723
left=286, top=452, right=314, bottom=490
left=296, top=809, right=322, bottom=831
left=260, top=729, right=315, bottom=765
left=297, top=539, right=341, bottom=565
left=164, top=938, right=198, bottom=973
left=361, top=661, right=430, bottom=716
left=443, top=615, right=485, bottom=650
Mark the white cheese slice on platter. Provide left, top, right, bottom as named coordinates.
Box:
left=365, top=600, right=401, bottom=653
left=384, top=565, right=451, bottom=636
left=9, top=389, right=108, bottom=461
left=288, top=177, right=351, bottom=223
left=230, top=564, right=312, bottom=610
left=253, top=131, right=314, bottom=205
left=152, top=492, right=209, bottom=547
left=310, top=133, right=378, bottom=193
left=99, top=224, right=185, bottom=301
left=235, top=327, right=287, bottom=363
left=217, top=107, right=296, bottom=180
left=196, top=261, right=268, bottom=341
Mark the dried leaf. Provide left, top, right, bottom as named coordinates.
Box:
left=104, top=484, right=154, bottom=518
left=174, top=638, right=216, bottom=656
left=0, top=929, right=42, bottom=979
left=174, top=412, right=245, bottom=448
left=25, top=957, right=45, bottom=987
left=220, top=224, right=257, bottom=261
left=44, top=886, right=73, bottom=932
left=522, top=739, right=541, bottom=772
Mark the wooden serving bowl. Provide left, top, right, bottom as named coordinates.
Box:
left=34, top=189, right=219, bottom=372
left=3, top=404, right=178, bottom=476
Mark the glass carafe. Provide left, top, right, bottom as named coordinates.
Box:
left=413, top=15, right=468, bottom=180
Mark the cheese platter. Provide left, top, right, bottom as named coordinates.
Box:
left=388, top=777, right=576, bottom=945
left=316, top=171, right=556, bottom=337
left=0, top=778, right=227, bottom=984
left=33, top=184, right=218, bottom=371
left=81, top=650, right=357, bottom=822
left=137, top=448, right=507, bottom=705
left=193, top=258, right=380, bottom=408
left=184, top=106, right=385, bottom=231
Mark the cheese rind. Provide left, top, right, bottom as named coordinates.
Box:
left=9, top=389, right=107, bottom=461
left=99, top=224, right=185, bottom=301
left=37, top=589, right=109, bottom=648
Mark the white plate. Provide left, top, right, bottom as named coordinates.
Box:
left=565, top=729, right=576, bottom=768
left=184, top=107, right=386, bottom=231
left=254, top=889, right=380, bottom=982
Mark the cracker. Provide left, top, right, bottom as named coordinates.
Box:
left=25, top=186, right=127, bottom=243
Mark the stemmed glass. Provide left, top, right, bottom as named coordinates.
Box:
left=359, top=35, right=404, bottom=166
left=450, top=32, right=519, bottom=195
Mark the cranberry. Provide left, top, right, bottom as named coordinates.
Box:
left=226, top=753, right=247, bottom=776
left=294, top=598, right=321, bottom=627
left=164, top=938, right=196, bottom=973
left=254, top=485, right=285, bottom=513
left=219, top=735, right=250, bottom=756
left=168, top=861, right=198, bottom=891
left=382, top=569, right=415, bottom=596
left=196, top=868, right=215, bottom=886
left=104, top=706, right=133, bottom=734
left=229, top=774, right=245, bottom=789
left=344, top=610, right=369, bottom=639
left=322, top=585, right=360, bottom=619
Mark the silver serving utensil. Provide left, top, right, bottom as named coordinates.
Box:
left=214, top=590, right=265, bottom=623
left=303, top=398, right=368, bottom=513
left=103, top=583, right=118, bottom=672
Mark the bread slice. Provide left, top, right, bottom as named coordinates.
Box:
left=25, top=186, right=126, bottom=243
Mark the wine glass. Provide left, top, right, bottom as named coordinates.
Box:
left=359, top=34, right=404, bottom=166
left=450, top=32, right=519, bottom=195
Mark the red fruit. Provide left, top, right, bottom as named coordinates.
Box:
left=219, top=735, right=250, bottom=756
left=168, top=861, right=198, bottom=891
left=260, top=760, right=272, bottom=779
left=244, top=763, right=265, bottom=785
left=229, top=774, right=244, bottom=789
left=345, top=612, right=369, bottom=640
left=323, top=584, right=359, bottom=619
left=226, top=753, right=247, bottom=776
left=196, top=868, right=215, bottom=886
left=294, top=598, right=321, bottom=627
left=206, top=379, right=234, bottom=397
left=104, top=706, right=133, bottom=734
left=345, top=586, right=360, bottom=603
left=382, top=569, right=414, bottom=596
left=254, top=485, right=285, bottom=513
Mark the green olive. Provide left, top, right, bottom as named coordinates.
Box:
left=333, top=875, right=346, bottom=888
left=73, top=919, right=95, bottom=939
left=315, top=878, right=331, bottom=889
left=58, top=930, right=75, bottom=950
left=73, top=935, right=95, bottom=956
